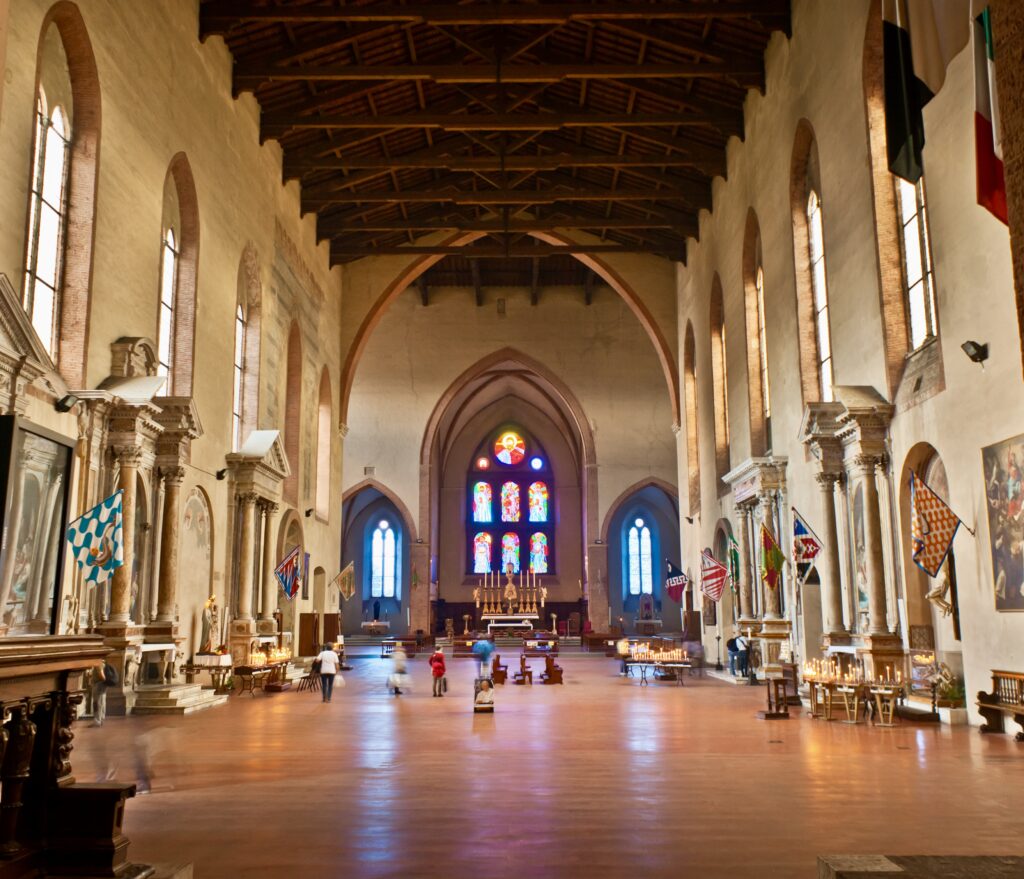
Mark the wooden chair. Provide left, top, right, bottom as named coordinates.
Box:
left=513, top=654, right=533, bottom=685
left=492, top=654, right=508, bottom=685
left=541, top=654, right=563, bottom=685
left=568, top=612, right=581, bottom=636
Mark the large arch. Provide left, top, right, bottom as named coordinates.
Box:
left=683, top=321, right=700, bottom=516
left=163, top=152, right=200, bottom=397
left=283, top=321, right=302, bottom=505
left=709, top=274, right=730, bottom=482
left=338, top=229, right=680, bottom=428
left=742, top=208, right=771, bottom=456
left=341, top=477, right=418, bottom=545
left=599, top=476, right=680, bottom=544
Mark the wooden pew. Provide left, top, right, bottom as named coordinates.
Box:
left=513, top=654, right=533, bottom=685
left=492, top=654, right=508, bottom=685
left=977, top=669, right=1024, bottom=740
left=541, top=654, right=563, bottom=685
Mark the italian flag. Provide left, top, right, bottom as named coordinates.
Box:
left=883, top=0, right=970, bottom=182
left=973, top=6, right=1007, bottom=223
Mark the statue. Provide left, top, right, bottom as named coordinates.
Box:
left=925, top=565, right=954, bottom=617
left=503, top=563, right=518, bottom=612
left=199, top=595, right=217, bottom=654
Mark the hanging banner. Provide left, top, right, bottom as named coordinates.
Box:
left=275, top=545, right=302, bottom=600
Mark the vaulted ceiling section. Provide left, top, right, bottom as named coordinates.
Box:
left=201, top=1, right=791, bottom=284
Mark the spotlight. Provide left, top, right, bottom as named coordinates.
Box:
left=961, top=340, right=989, bottom=364
left=215, top=469, right=227, bottom=481
left=305, top=508, right=314, bottom=518
left=55, top=393, right=79, bottom=413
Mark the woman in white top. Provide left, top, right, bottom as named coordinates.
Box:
left=316, top=644, right=341, bottom=702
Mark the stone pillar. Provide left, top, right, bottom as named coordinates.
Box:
left=816, top=472, right=848, bottom=642
left=154, top=467, right=185, bottom=624
left=853, top=456, right=889, bottom=636
left=109, top=448, right=141, bottom=623
left=409, top=540, right=431, bottom=635
left=736, top=506, right=755, bottom=623
left=257, top=502, right=278, bottom=634
left=586, top=542, right=611, bottom=631
left=236, top=492, right=257, bottom=621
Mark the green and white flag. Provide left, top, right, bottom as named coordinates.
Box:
left=973, top=5, right=1007, bottom=223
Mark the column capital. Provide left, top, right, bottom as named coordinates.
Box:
left=259, top=500, right=280, bottom=515
left=851, top=453, right=886, bottom=475
left=159, top=465, right=186, bottom=486
left=237, top=490, right=260, bottom=506
left=814, top=471, right=842, bottom=489
left=112, top=446, right=145, bottom=468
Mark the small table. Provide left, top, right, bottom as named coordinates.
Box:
left=654, top=662, right=693, bottom=686
left=362, top=621, right=390, bottom=636
left=487, top=620, right=534, bottom=634
left=870, top=686, right=903, bottom=726
left=835, top=683, right=869, bottom=724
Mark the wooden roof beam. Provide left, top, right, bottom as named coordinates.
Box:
left=304, top=185, right=706, bottom=208
left=317, top=214, right=697, bottom=237
left=329, top=243, right=686, bottom=259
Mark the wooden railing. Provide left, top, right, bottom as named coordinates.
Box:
left=977, top=669, right=1024, bottom=741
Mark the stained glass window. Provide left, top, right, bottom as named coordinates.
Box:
left=806, top=190, right=834, bottom=403
left=472, top=481, right=492, bottom=523
left=157, top=227, right=178, bottom=380
left=494, top=431, right=526, bottom=466
left=529, top=533, right=549, bottom=573
left=501, top=481, right=520, bottom=522
left=371, top=520, right=399, bottom=598
left=473, top=532, right=492, bottom=574
left=501, top=533, right=520, bottom=574
left=528, top=481, right=548, bottom=522
left=627, top=517, right=653, bottom=595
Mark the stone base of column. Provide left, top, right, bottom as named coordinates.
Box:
left=255, top=618, right=277, bottom=636
left=857, top=633, right=905, bottom=679
left=98, top=622, right=146, bottom=716
left=757, top=617, right=792, bottom=678
left=823, top=630, right=853, bottom=649
left=228, top=618, right=257, bottom=667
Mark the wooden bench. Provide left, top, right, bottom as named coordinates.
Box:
left=513, top=655, right=533, bottom=685
left=541, top=655, right=563, bottom=685
left=453, top=639, right=481, bottom=658
left=380, top=638, right=421, bottom=659
left=492, top=654, right=508, bottom=685
left=523, top=637, right=559, bottom=657
left=977, top=669, right=1024, bottom=741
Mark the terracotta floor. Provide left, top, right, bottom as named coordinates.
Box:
left=72, top=656, right=1024, bottom=879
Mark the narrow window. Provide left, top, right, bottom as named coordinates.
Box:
left=23, top=97, right=70, bottom=358
left=627, top=517, right=654, bottom=596
left=157, top=228, right=178, bottom=382
left=232, top=305, right=245, bottom=450
left=755, top=266, right=772, bottom=450
left=370, top=520, right=399, bottom=599
left=895, top=177, right=937, bottom=349
left=806, top=190, right=834, bottom=402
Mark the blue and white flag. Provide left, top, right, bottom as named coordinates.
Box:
left=66, top=491, right=124, bottom=584
left=275, top=545, right=302, bottom=600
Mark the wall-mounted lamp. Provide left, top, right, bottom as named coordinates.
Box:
left=685, top=516, right=695, bottom=525
left=961, top=340, right=989, bottom=365
left=55, top=393, right=80, bottom=413
left=304, top=508, right=314, bottom=518
left=215, top=469, right=227, bottom=481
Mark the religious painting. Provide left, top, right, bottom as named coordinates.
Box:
left=501, top=532, right=520, bottom=573
left=851, top=483, right=869, bottom=624
left=702, top=594, right=717, bottom=627
left=529, top=533, right=549, bottom=573
left=501, top=481, right=520, bottom=522
left=494, top=430, right=526, bottom=466
left=982, top=431, right=1024, bottom=611
left=471, top=481, right=492, bottom=523
left=181, top=488, right=213, bottom=654
left=528, top=481, right=548, bottom=522
left=473, top=532, right=492, bottom=574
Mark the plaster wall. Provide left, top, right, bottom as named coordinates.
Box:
left=0, top=0, right=345, bottom=640
left=677, top=0, right=1024, bottom=720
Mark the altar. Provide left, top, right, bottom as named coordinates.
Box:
left=482, top=613, right=539, bottom=634
left=474, top=565, right=547, bottom=631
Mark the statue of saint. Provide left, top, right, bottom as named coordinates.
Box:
left=199, top=595, right=216, bottom=654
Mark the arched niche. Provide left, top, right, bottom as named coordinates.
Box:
left=180, top=486, right=214, bottom=657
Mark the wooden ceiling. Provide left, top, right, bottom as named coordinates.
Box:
left=201, top=1, right=790, bottom=284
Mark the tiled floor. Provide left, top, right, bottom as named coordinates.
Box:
left=72, top=656, right=1024, bottom=879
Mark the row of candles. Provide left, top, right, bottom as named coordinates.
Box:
left=629, top=645, right=688, bottom=663
left=247, top=647, right=293, bottom=667
left=802, top=658, right=903, bottom=687
left=479, top=568, right=542, bottom=591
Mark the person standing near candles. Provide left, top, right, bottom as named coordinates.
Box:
left=734, top=629, right=749, bottom=677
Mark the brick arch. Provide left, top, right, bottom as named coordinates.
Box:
left=790, top=118, right=826, bottom=406
left=315, top=366, right=332, bottom=519
left=164, top=152, right=200, bottom=397
left=600, top=476, right=679, bottom=544
left=34, top=1, right=101, bottom=388
left=709, top=274, right=730, bottom=482
left=683, top=320, right=700, bottom=517
left=342, top=478, right=418, bottom=544
left=338, top=229, right=680, bottom=428
left=283, top=321, right=302, bottom=505
left=742, top=208, right=771, bottom=456
left=863, top=0, right=911, bottom=397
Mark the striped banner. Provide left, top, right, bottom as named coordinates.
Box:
left=700, top=549, right=729, bottom=602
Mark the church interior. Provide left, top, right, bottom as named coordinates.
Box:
left=0, top=1, right=1023, bottom=877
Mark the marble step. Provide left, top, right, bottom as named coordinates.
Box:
left=132, top=685, right=229, bottom=715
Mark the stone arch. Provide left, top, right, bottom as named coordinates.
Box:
left=236, top=242, right=262, bottom=442
left=283, top=321, right=302, bottom=505
left=339, top=229, right=680, bottom=428
left=162, top=152, right=200, bottom=397
left=34, top=1, right=101, bottom=387
left=276, top=507, right=305, bottom=561
left=315, top=367, right=332, bottom=519
left=709, top=274, right=730, bottom=482
left=342, top=478, right=418, bottom=544
left=600, top=476, right=680, bottom=544
left=742, top=208, right=770, bottom=456
left=790, top=118, right=827, bottom=406
left=683, top=320, right=700, bottom=517
left=181, top=485, right=214, bottom=656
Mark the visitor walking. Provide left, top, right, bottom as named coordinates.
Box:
left=316, top=642, right=342, bottom=702
left=92, top=659, right=117, bottom=726
left=726, top=634, right=739, bottom=675
left=735, top=631, right=749, bottom=677
left=389, top=644, right=408, bottom=695
left=429, top=645, right=446, bottom=697
left=472, top=637, right=494, bottom=680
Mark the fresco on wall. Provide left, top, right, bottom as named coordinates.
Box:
left=180, top=489, right=213, bottom=652
left=982, top=432, right=1024, bottom=611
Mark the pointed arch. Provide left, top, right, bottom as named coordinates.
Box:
left=709, top=274, right=730, bottom=482
left=342, top=478, right=418, bottom=544
left=283, top=321, right=302, bottom=505
left=315, top=366, right=332, bottom=520
left=683, top=321, right=700, bottom=516
left=234, top=242, right=262, bottom=446
left=30, top=1, right=101, bottom=387
left=743, top=208, right=772, bottom=455
left=161, top=152, right=200, bottom=397
left=600, top=476, right=679, bottom=544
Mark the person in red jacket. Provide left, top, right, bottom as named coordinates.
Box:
left=429, top=646, right=446, bottom=697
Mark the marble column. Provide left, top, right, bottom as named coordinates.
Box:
left=259, top=502, right=278, bottom=626
left=155, top=467, right=185, bottom=623
left=236, top=492, right=258, bottom=621
left=853, top=456, right=889, bottom=636
left=816, top=472, right=847, bottom=638
left=736, top=506, right=755, bottom=621
left=0, top=448, right=29, bottom=626
left=109, top=448, right=142, bottom=623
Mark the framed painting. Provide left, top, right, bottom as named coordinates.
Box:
left=981, top=432, right=1024, bottom=611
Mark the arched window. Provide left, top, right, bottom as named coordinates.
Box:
left=626, top=517, right=654, bottom=596
left=157, top=228, right=178, bottom=380
left=370, top=519, right=400, bottom=599
left=283, top=322, right=301, bottom=504
left=754, top=266, right=772, bottom=445
left=231, top=304, right=245, bottom=450
left=466, top=427, right=554, bottom=574
left=743, top=210, right=772, bottom=455
left=806, top=190, right=834, bottom=402
left=895, top=177, right=937, bottom=349
left=709, top=276, right=730, bottom=481
left=315, top=368, right=332, bottom=519
left=23, top=94, right=69, bottom=358
left=683, top=322, right=700, bottom=515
